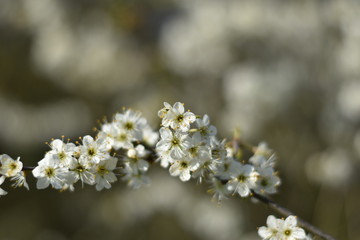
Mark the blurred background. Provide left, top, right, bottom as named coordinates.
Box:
left=0, top=0, right=359, bottom=239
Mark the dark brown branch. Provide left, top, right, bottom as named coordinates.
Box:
left=251, top=191, right=337, bottom=240
left=22, top=166, right=35, bottom=171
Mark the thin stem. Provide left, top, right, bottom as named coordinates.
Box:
left=251, top=191, right=337, bottom=240
left=22, top=166, right=35, bottom=171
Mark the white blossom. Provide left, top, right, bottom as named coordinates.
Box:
left=48, top=139, right=78, bottom=166
left=169, top=159, right=199, bottom=182
left=11, top=171, right=29, bottom=190
left=101, top=122, right=134, bottom=150
left=0, top=154, right=23, bottom=177
left=80, top=135, right=111, bottom=164
left=160, top=102, right=196, bottom=132
left=258, top=215, right=306, bottom=240
left=32, top=155, right=71, bottom=189
left=226, top=164, right=258, bottom=197
left=254, top=168, right=280, bottom=195
left=94, top=157, right=118, bottom=191
left=195, top=114, right=217, bottom=139
left=156, top=127, right=190, bottom=159
left=68, top=156, right=95, bottom=186
left=114, top=109, right=147, bottom=140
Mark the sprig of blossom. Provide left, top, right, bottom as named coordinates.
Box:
left=156, top=102, right=281, bottom=201
left=29, top=108, right=158, bottom=191
left=0, top=102, right=333, bottom=240
left=258, top=215, right=308, bottom=240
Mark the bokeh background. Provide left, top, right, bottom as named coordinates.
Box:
left=0, top=0, right=360, bottom=239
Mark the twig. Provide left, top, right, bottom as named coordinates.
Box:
left=251, top=191, right=337, bottom=240
left=22, top=166, right=35, bottom=171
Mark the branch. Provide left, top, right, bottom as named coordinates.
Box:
left=251, top=191, right=337, bottom=240
left=22, top=166, right=35, bottom=171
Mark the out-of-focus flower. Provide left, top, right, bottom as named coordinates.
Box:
left=337, top=80, right=360, bottom=121
left=305, top=148, right=352, bottom=188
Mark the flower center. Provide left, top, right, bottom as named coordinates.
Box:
left=9, top=162, right=18, bottom=170
left=284, top=229, right=291, bottom=236
left=260, top=178, right=268, bottom=187
left=180, top=161, right=188, bottom=168
left=97, top=165, right=108, bottom=175
left=199, top=126, right=207, bottom=135
left=177, top=115, right=184, bottom=122
left=58, top=152, right=66, bottom=160
left=125, top=122, right=134, bottom=130
left=88, top=148, right=96, bottom=156
left=45, top=168, right=55, bottom=177
left=76, top=165, right=85, bottom=173
left=118, top=134, right=127, bottom=141
left=189, top=146, right=197, bottom=155
left=237, top=175, right=246, bottom=183
left=172, top=137, right=180, bottom=146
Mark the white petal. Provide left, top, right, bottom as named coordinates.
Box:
left=173, top=102, right=184, bottom=114
left=159, top=128, right=172, bottom=140
left=96, top=182, right=104, bottom=191
left=0, top=188, right=7, bottom=196
left=156, top=140, right=171, bottom=152
left=258, top=226, right=273, bottom=238
left=51, top=139, right=64, bottom=152
left=237, top=183, right=250, bottom=197
left=226, top=181, right=237, bottom=191
left=208, top=125, right=217, bottom=135
left=138, top=160, right=149, bottom=172
left=184, top=112, right=196, bottom=123
left=104, top=172, right=117, bottom=183
left=292, top=227, right=306, bottom=238
left=32, top=166, right=43, bottom=178
left=169, top=164, right=181, bottom=176
left=164, top=102, right=172, bottom=108
left=203, top=114, right=210, bottom=125
left=285, top=215, right=298, bottom=228
left=170, top=147, right=185, bottom=159
left=82, top=135, right=94, bottom=146
left=37, top=178, right=50, bottom=189
left=180, top=170, right=191, bottom=181
left=104, top=157, right=118, bottom=170
left=267, top=215, right=278, bottom=228
left=0, top=176, right=5, bottom=185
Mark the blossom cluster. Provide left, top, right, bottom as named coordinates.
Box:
left=258, top=215, right=310, bottom=240
left=156, top=102, right=281, bottom=202
left=100, top=109, right=158, bottom=189
left=0, top=109, right=158, bottom=194
left=0, top=103, right=280, bottom=200
left=0, top=102, right=321, bottom=239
